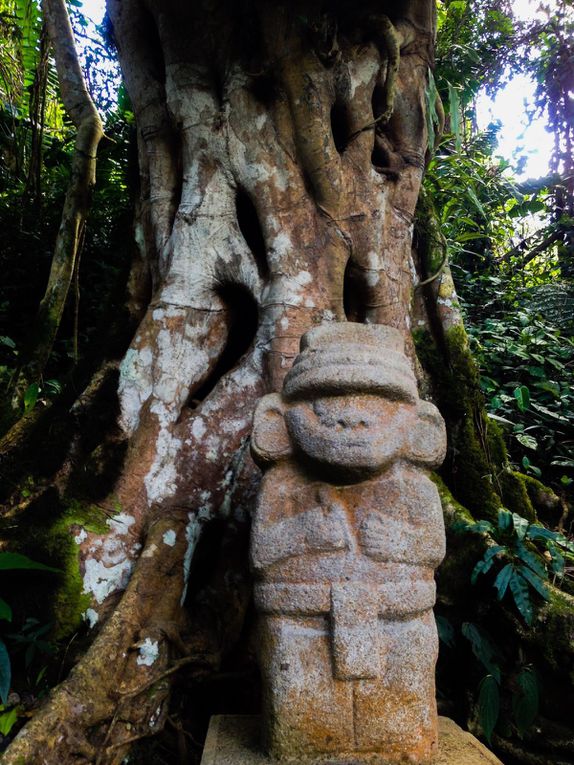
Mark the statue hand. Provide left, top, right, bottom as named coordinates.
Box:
left=304, top=503, right=350, bottom=551
left=359, top=513, right=391, bottom=559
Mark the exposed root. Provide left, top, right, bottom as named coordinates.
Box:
left=3, top=512, right=189, bottom=764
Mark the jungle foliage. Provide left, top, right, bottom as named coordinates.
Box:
left=429, top=0, right=574, bottom=498
left=426, top=0, right=574, bottom=751
left=0, top=0, right=132, bottom=433
left=0, top=0, right=572, bottom=759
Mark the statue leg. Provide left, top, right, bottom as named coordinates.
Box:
left=258, top=613, right=354, bottom=760
left=353, top=611, right=439, bottom=763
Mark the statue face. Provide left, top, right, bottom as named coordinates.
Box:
left=284, top=394, right=408, bottom=478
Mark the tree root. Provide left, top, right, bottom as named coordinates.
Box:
left=3, top=511, right=190, bottom=765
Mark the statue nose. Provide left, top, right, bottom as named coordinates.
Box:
left=336, top=414, right=369, bottom=429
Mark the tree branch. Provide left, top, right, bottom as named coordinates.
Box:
left=11, top=0, right=103, bottom=401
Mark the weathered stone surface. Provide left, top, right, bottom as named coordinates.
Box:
left=250, top=323, right=447, bottom=763
left=200, top=716, right=505, bottom=765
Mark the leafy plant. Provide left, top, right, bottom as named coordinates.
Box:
left=0, top=703, right=20, bottom=736
left=456, top=508, right=574, bottom=624
left=469, top=310, right=574, bottom=486
left=7, top=617, right=55, bottom=671
left=477, top=673, right=500, bottom=743
left=438, top=616, right=540, bottom=743
left=0, top=552, right=59, bottom=705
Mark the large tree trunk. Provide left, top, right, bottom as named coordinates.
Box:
left=7, top=1, right=558, bottom=763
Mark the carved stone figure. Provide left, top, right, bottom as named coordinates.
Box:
left=250, top=322, right=447, bottom=764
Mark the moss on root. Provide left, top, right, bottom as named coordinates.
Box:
left=521, top=474, right=564, bottom=527
left=42, top=499, right=110, bottom=639
left=432, top=474, right=485, bottom=605
left=414, top=322, right=559, bottom=531
left=498, top=469, right=538, bottom=523
left=414, top=324, right=507, bottom=520
left=11, top=495, right=110, bottom=640
left=431, top=473, right=474, bottom=525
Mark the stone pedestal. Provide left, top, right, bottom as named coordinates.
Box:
left=200, top=716, right=504, bottom=765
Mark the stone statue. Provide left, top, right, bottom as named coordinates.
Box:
left=250, top=323, right=447, bottom=764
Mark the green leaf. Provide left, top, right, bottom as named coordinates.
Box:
left=547, top=357, right=565, bottom=371
left=484, top=545, right=506, bottom=561
left=487, top=413, right=514, bottom=427
left=509, top=571, right=533, bottom=625
left=0, top=553, right=60, bottom=573
left=514, top=540, right=546, bottom=577
left=458, top=232, right=488, bottom=242
left=512, top=668, right=539, bottom=736
left=522, top=454, right=542, bottom=477
left=466, top=187, right=486, bottom=217
left=527, top=366, right=545, bottom=378
left=0, top=640, right=10, bottom=706
left=15, top=0, right=42, bottom=90
left=548, top=545, right=565, bottom=576
left=0, top=599, right=12, bottom=622
left=472, top=546, right=507, bottom=586
left=471, top=557, right=495, bottom=584
left=519, top=566, right=550, bottom=601
left=555, top=535, right=574, bottom=553
left=512, top=514, right=529, bottom=541
left=23, top=382, right=39, bottom=413
left=463, top=520, right=495, bottom=535
left=436, top=615, right=455, bottom=648
left=44, top=379, right=62, bottom=395
left=493, top=563, right=513, bottom=601
left=516, top=433, right=538, bottom=450
left=498, top=509, right=513, bottom=532
left=461, top=623, right=501, bottom=682
left=0, top=706, right=18, bottom=736
left=0, top=336, right=16, bottom=349
left=478, top=674, right=500, bottom=743
left=531, top=403, right=569, bottom=423
left=447, top=82, right=461, bottom=149
left=513, top=385, right=530, bottom=412
left=425, top=68, right=440, bottom=150
left=527, top=526, right=560, bottom=543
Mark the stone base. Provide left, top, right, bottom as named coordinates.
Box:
left=200, top=715, right=504, bottom=765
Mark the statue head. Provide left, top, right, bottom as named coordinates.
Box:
left=251, top=323, right=446, bottom=482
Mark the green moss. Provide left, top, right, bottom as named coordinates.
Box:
left=534, top=589, right=574, bottom=675
left=431, top=474, right=488, bottom=605
left=414, top=325, right=508, bottom=521
left=498, top=470, right=538, bottom=523
left=431, top=473, right=474, bottom=524
left=415, top=323, right=565, bottom=529
left=415, top=188, right=446, bottom=274
left=496, top=470, right=563, bottom=526
left=48, top=500, right=110, bottom=639
left=522, top=474, right=563, bottom=526
left=10, top=489, right=109, bottom=640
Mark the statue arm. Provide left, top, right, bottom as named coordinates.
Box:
left=251, top=502, right=350, bottom=569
